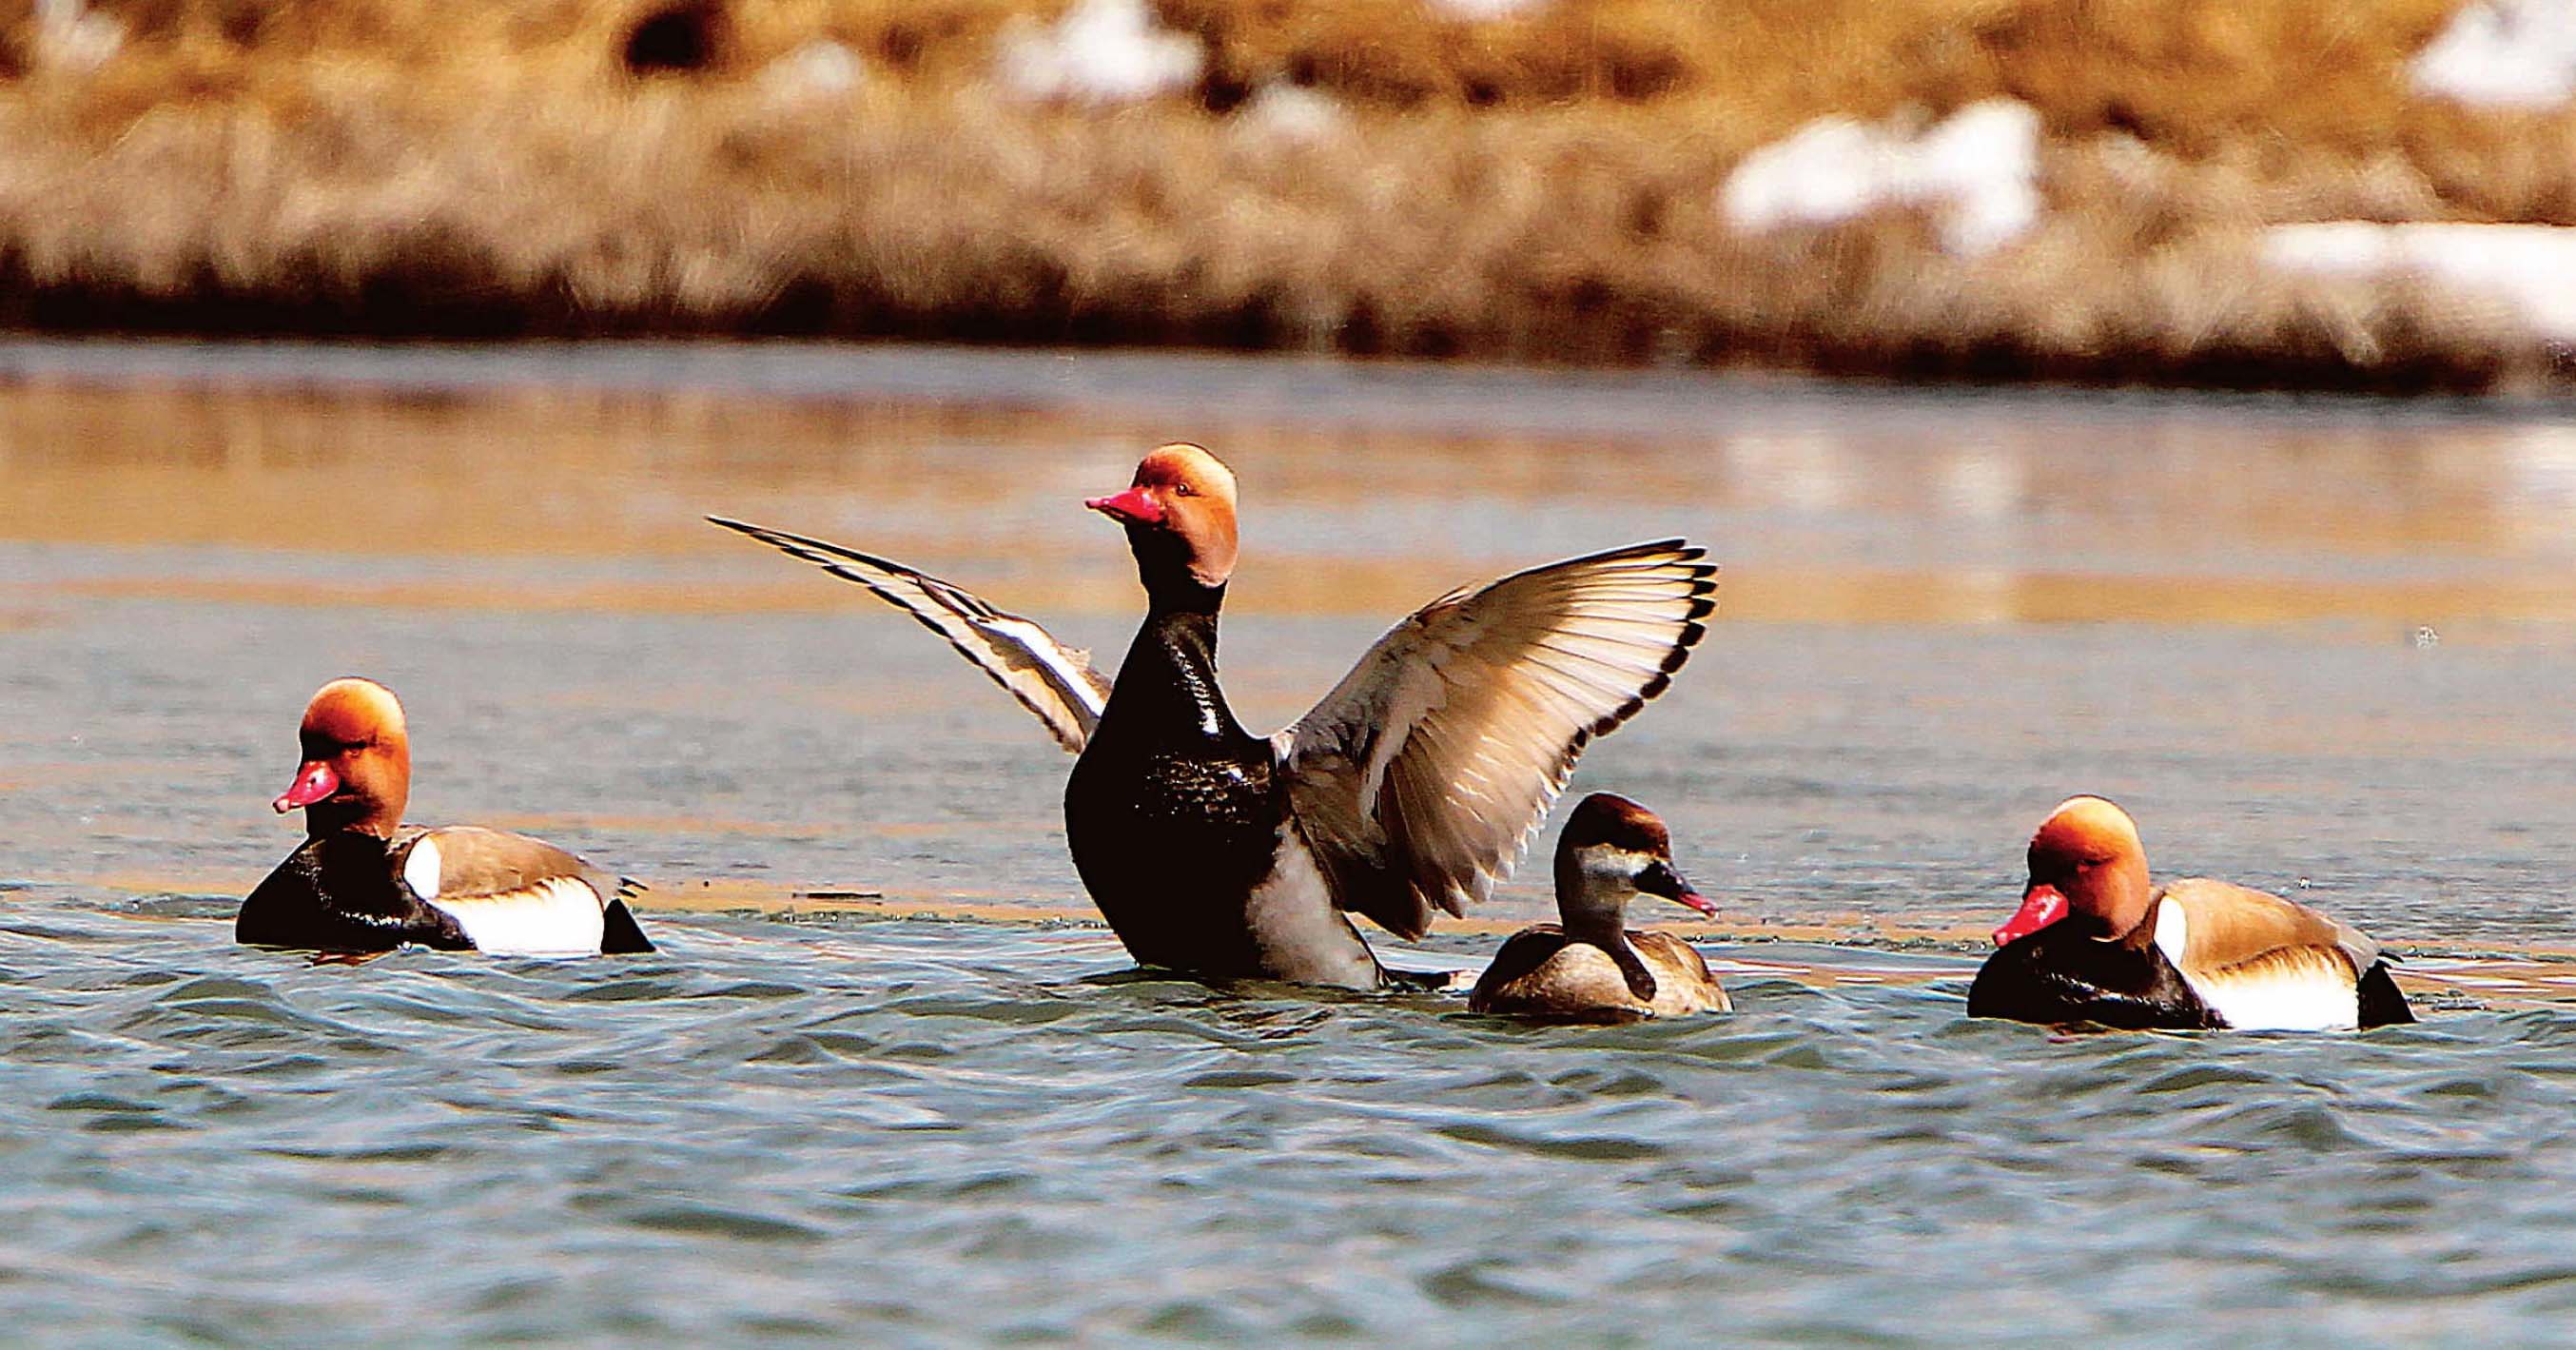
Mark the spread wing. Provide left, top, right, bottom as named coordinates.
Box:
left=1279, top=540, right=1717, bottom=940
left=710, top=517, right=1112, bottom=753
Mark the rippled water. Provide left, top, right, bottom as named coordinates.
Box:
left=9, top=342, right=2576, bottom=1344
left=10, top=902, right=2576, bottom=1346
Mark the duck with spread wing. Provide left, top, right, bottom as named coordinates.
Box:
left=712, top=442, right=1715, bottom=990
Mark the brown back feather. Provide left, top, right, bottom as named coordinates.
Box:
left=2158, top=877, right=2375, bottom=979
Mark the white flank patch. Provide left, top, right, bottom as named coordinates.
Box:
left=995, top=0, right=1203, bottom=105
left=1720, top=99, right=2043, bottom=256
left=2155, top=899, right=2357, bottom=1032
left=2411, top=0, right=2576, bottom=109
left=2190, top=963, right=2361, bottom=1033
left=2262, top=222, right=2576, bottom=342
left=426, top=878, right=608, bottom=958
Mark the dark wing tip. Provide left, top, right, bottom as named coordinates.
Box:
left=1610, top=538, right=1703, bottom=567
left=1664, top=622, right=1709, bottom=667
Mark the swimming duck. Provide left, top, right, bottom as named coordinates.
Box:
left=1966, top=795, right=2411, bottom=1030
left=236, top=677, right=654, bottom=956
left=1469, top=793, right=1728, bottom=1020
left=712, top=442, right=1714, bottom=989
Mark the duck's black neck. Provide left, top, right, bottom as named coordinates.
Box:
left=306, top=804, right=397, bottom=841
left=1104, top=584, right=1246, bottom=745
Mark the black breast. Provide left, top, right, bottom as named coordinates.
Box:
left=1064, top=606, right=1288, bottom=978
left=1965, top=926, right=2220, bottom=1030
left=234, top=832, right=471, bottom=952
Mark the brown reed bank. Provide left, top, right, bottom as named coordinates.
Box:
left=0, top=0, right=2569, bottom=390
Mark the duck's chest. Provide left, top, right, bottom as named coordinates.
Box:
left=239, top=832, right=470, bottom=951
left=1065, top=731, right=1284, bottom=862
left=1966, top=927, right=2220, bottom=1030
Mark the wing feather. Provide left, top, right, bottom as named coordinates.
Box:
left=1281, top=539, right=1717, bottom=939
left=709, top=517, right=1112, bottom=753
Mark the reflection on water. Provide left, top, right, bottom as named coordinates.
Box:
left=6, top=342, right=2576, bottom=624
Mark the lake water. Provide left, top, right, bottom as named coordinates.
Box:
left=6, top=341, right=2576, bottom=1344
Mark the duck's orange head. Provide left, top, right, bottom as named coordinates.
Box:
left=274, top=677, right=411, bottom=837
left=1993, top=794, right=2153, bottom=947
left=1085, top=442, right=1240, bottom=590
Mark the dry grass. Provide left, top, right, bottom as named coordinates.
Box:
left=0, top=0, right=2568, bottom=388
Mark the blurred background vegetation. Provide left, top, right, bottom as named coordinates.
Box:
left=1, top=0, right=2571, bottom=389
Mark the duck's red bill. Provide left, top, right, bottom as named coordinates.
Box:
left=273, top=762, right=339, bottom=812
left=1992, top=883, right=2068, bottom=947
left=1085, top=486, right=1164, bottom=525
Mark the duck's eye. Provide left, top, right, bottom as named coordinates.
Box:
left=1175, top=482, right=1195, bottom=496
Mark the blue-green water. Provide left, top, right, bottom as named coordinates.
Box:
left=7, top=904, right=2575, bottom=1346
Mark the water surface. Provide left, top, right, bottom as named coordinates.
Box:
left=6, top=342, right=2576, bottom=1344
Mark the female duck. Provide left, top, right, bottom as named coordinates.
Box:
left=1967, top=795, right=2410, bottom=1030
left=1470, top=793, right=1727, bottom=1020
left=237, top=677, right=654, bottom=956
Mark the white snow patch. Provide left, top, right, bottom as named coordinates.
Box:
left=1232, top=82, right=1352, bottom=146
left=35, top=0, right=123, bottom=72
left=1720, top=100, right=2044, bottom=256
left=2262, top=222, right=2576, bottom=340
left=996, top=0, right=1204, bottom=105
left=758, top=39, right=866, bottom=106
left=2411, top=0, right=2576, bottom=109
left=1425, top=0, right=1551, bottom=19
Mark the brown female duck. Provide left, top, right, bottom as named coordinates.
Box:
left=1470, top=793, right=1727, bottom=1020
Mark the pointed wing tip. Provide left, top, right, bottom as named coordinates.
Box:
left=1628, top=538, right=1709, bottom=563
left=708, top=515, right=800, bottom=552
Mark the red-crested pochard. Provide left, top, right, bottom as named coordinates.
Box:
left=236, top=677, right=655, bottom=956
left=1966, top=795, right=2411, bottom=1030
left=1470, top=793, right=1728, bottom=1020
left=712, top=441, right=1715, bottom=989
